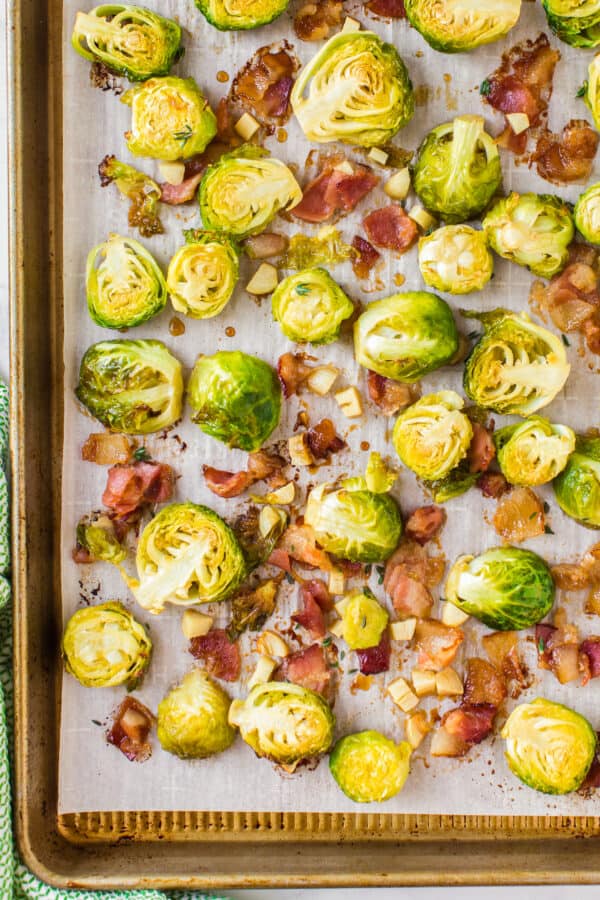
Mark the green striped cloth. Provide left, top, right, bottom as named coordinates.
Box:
left=0, top=383, right=229, bottom=899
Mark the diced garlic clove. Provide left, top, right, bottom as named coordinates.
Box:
left=235, top=112, right=260, bottom=141
left=256, top=630, right=290, bottom=658
left=181, top=609, right=213, bottom=640
left=158, top=161, right=185, bottom=185
left=246, top=263, right=278, bottom=295
left=306, top=365, right=340, bottom=396
left=248, top=655, right=278, bottom=689
left=387, top=677, right=420, bottom=712
left=335, top=386, right=363, bottom=418
left=384, top=168, right=411, bottom=201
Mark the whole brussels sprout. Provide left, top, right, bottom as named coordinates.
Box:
left=188, top=350, right=281, bottom=451
left=418, top=225, right=493, bottom=295
left=329, top=731, right=411, bottom=802
left=75, top=339, right=184, bottom=434
left=483, top=193, right=573, bottom=279
left=194, top=0, right=289, bottom=29
left=131, top=502, right=247, bottom=613
left=574, top=182, right=600, bottom=245
left=554, top=435, right=600, bottom=528
left=229, top=682, right=335, bottom=768
left=291, top=32, right=414, bottom=147
left=71, top=4, right=182, bottom=81
left=167, top=231, right=239, bottom=320
left=199, top=147, right=302, bottom=239
left=86, top=234, right=166, bottom=329
left=445, top=547, right=555, bottom=631
left=584, top=55, right=600, bottom=132
left=353, top=292, right=458, bottom=383
left=463, top=310, right=570, bottom=416
left=339, top=588, right=389, bottom=650
left=495, top=416, right=576, bottom=486
left=412, top=115, right=502, bottom=223
left=271, top=267, right=354, bottom=345
left=158, top=669, right=236, bottom=758
left=542, top=0, right=600, bottom=48
left=122, top=76, right=217, bottom=161
left=62, top=601, right=151, bottom=688
left=392, top=390, right=473, bottom=481
left=502, top=698, right=596, bottom=794
left=405, top=0, right=521, bottom=53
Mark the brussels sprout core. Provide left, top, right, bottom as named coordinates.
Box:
left=554, top=435, right=600, bottom=528
left=194, top=0, right=290, bottom=29
left=392, top=390, right=473, bottom=481
left=418, top=225, right=493, bottom=294
left=167, top=232, right=239, bottom=319
left=542, top=0, right=600, bottom=48
left=158, top=669, right=236, bottom=758
left=405, top=0, right=521, bottom=53
left=329, top=730, right=411, bottom=802
left=272, top=268, right=354, bottom=344
left=495, top=416, right=576, bottom=486
left=574, top=182, right=600, bottom=245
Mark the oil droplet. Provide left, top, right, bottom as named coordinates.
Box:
left=360, top=441, right=370, bottom=451
left=277, top=128, right=288, bottom=143
left=394, top=273, right=406, bottom=287
left=443, top=73, right=452, bottom=83
left=225, top=326, right=236, bottom=337
left=414, top=85, right=430, bottom=107
left=169, top=316, right=185, bottom=336
left=216, top=70, right=229, bottom=83
left=415, top=49, right=424, bottom=58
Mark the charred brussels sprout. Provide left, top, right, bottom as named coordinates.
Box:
left=291, top=32, right=414, bottom=147
left=167, top=231, right=239, bottom=319
left=339, top=589, right=389, bottom=649
left=554, top=435, right=600, bottom=528
left=131, top=502, right=246, bottom=613
left=199, top=147, right=302, bottom=239
left=463, top=310, right=570, bottom=416
left=272, top=268, right=354, bottom=345
left=392, top=390, right=473, bottom=481
left=418, top=225, right=493, bottom=294
left=62, top=601, right=151, bottom=688
left=445, top=547, right=555, bottom=630
left=194, top=0, right=289, bottom=29
left=584, top=55, right=600, bottom=131
left=228, top=682, right=335, bottom=768
left=483, top=193, right=573, bottom=279
left=188, top=350, right=281, bottom=451
left=76, top=513, right=127, bottom=564
left=574, top=182, right=600, bottom=244
left=405, top=0, right=521, bottom=53
left=412, top=115, right=502, bottom=224
left=495, top=416, right=576, bottom=486
left=71, top=4, right=182, bottom=81
left=157, top=669, right=235, bottom=758
left=329, top=731, right=411, bottom=802
left=122, top=76, right=217, bottom=161
left=502, top=699, right=596, bottom=794
left=86, top=234, right=166, bottom=329
left=542, top=0, right=600, bottom=48
left=98, top=156, right=163, bottom=238
left=354, top=292, right=458, bottom=383
left=75, top=339, right=183, bottom=433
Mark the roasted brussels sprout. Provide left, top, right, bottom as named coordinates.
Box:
left=131, top=502, right=247, bottom=613
left=554, top=435, right=600, bottom=528
left=483, top=193, right=573, bottom=279
left=445, top=547, right=555, bottom=630
left=62, top=601, right=151, bottom=688
left=122, top=76, right=217, bottom=161
left=271, top=268, right=354, bottom=345
left=354, top=292, right=458, bottom=383
left=412, top=115, right=502, bottom=224
left=86, top=234, right=166, bottom=329
left=542, top=0, right=600, bottom=48
left=339, top=589, right=389, bottom=650
left=329, top=731, right=411, bottom=802
left=167, top=231, right=239, bottom=320
left=72, top=4, right=182, bottom=81
left=418, top=225, right=493, bottom=294
left=229, top=682, right=335, bottom=768
left=76, top=512, right=127, bottom=564
left=194, top=0, right=289, bottom=29
left=463, top=310, right=570, bottom=416
left=495, top=417, right=576, bottom=486
left=157, top=669, right=236, bottom=758
left=392, top=390, right=473, bottom=481
left=98, top=156, right=163, bottom=238
left=574, top=182, right=600, bottom=244
left=502, top=698, right=596, bottom=794
left=291, top=32, right=414, bottom=148
left=405, top=0, right=521, bottom=53
left=188, top=350, right=281, bottom=451
left=75, top=339, right=184, bottom=433
left=199, top=147, right=302, bottom=239
left=232, top=505, right=288, bottom=574
left=584, top=54, right=600, bottom=132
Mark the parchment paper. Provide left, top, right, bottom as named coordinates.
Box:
left=59, top=0, right=600, bottom=815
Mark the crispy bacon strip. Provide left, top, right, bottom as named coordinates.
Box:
left=292, top=163, right=379, bottom=224
left=294, top=0, right=344, bottom=41
left=159, top=155, right=209, bottom=205
left=203, top=450, right=286, bottom=498
left=467, top=422, right=495, bottom=474
left=356, top=628, right=391, bottom=675
left=277, top=523, right=333, bottom=572
left=351, top=235, right=381, bottom=279
left=363, top=205, right=418, bottom=253
left=231, top=41, right=299, bottom=127
left=404, top=506, right=446, bottom=546
left=534, top=120, right=599, bottom=185
left=107, top=696, right=154, bottom=763
left=102, top=461, right=175, bottom=517
left=463, top=658, right=507, bottom=708
left=277, top=643, right=331, bottom=695
left=414, top=619, right=464, bottom=672
left=189, top=628, right=241, bottom=682
left=441, top=704, right=497, bottom=745
left=365, top=0, right=406, bottom=17
left=292, top=580, right=331, bottom=640
left=306, top=418, right=346, bottom=460
left=367, top=371, right=421, bottom=416
left=383, top=540, right=444, bottom=619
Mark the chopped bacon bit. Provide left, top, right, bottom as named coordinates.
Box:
left=356, top=628, right=391, bottom=675
left=292, top=163, right=379, bottom=224
left=580, top=638, right=600, bottom=680
left=277, top=643, right=330, bottom=695
left=231, top=42, right=299, bottom=128
left=581, top=745, right=600, bottom=791
left=463, top=657, right=507, bottom=708
left=367, top=371, right=421, bottom=416
left=482, top=631, right=530, bottom=698
left=492, top=486, right=546, bottom=544
left=363, top=205, right=418, bottom=253
left=351, top=235, right=381, bottom=279
left=278, top=523, right=332, bottom=572
left=303, top=577, right=334, bottom=611
left=534, top=120, right=599, bottom=185
left=72, top=544, right=94, bottom=564
left=442, top=704, right=497, bottom=746
left=477, top=471, right=509, bottom=499
left=306, top=418, right=346, bottom=461
left=405, top=506, right=446, bottom=546
left=189, top=628, right=241, bottom=682
left=159, top=154, right=209, bottom=205
left=531, top=249, right=600, bottom=354
left=268, top=547, right=293, bottom=574
left=107, top=696, right=154, bottom=763
left=203, top=451, right=285, bottom=498
left=102, top=461, right=175, bottom=518
left=292, top=581, right=330, bottom=640
left=277, top=352, right=314, bottom=397
left=384, top=539, right=445, bottom=619
left=366, top=0, right=406, bottom=18
left=535, top=621, right=584, bottom=685
left=81, top=433, right=134, bottom=465
left=414, top=619, right=464, bottom=672
left=467, top=423, right=495, bottom=474
left=294, top=0, right=344, bottom=41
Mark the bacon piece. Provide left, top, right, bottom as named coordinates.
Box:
left=189, top=628, right=241, bottom=682
left=492, top=486, right=546, bottom=544
left=477, top=471, right=509, bottom=499
left=534, top=253, right=600, bottom=338
left=277, top=352, right=314, bottom=397
left=383, top=540, right=444, bottom=619
left=159, top=154, right=209, bottom=205
left=216, top=97, right=240, bottom=146
left=356, top=629, right=391, bottom=675
left=366, top=0, right=406, bottom=17
left=442, top=704, right=497, bottom=746
left=580, top=638, right=600, bottom=681
left=363, top=205, right=418, bottom=253
left=292, top=164, right=379, bottom=224
left=102, top=461, right=175, bottom=517
left=405, top=506, right=446, bottom=546
left=203, top=450, right=286, bottom=498
left=277, top=523, right=332, bottom=571
left=366, top=371, right=420, bottom=416
left=303, top=577, right=334, bottom=611
left=294, top=0, right=344, bottom=41
left=351, top=235, right=381, bottom=279
left=463, top=658, right=507, bottom=708
left=535, top=621, right=582, bottom=685
left=231, top=42, right=299, bottom=127
left=277, top=643, right=330, bottom=695
left=534, top=120, right=599, bottom=185
left=581, top=747, right=600, bottom=791
left=268, top=547, right=293, bottom=573
left=107, top=696, right=154, bottom=763
left=414, top=619, right=464, bottom=672
left=306, top=418, right=346, bottom=460
left=482, top=631, right=530, bottom=698
left=292, top=580, right=330, bottom=640
left=81, top=432, right=134, bottom=465
left=467, top=423, right=495, bottom=474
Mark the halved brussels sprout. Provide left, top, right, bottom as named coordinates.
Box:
left=194, top=0, right=289, bottom=29
left=495, top=416, right=576, bottom=486
left=62, top=601, right=151, bottom=688
left=122, top=76, right=217, bottom=161
left=86, top=234, right=166, bottom=329
left=463, top=310, right=570, bottom=416
left=291, top=32, right=414, bottom=148
left=574, top=182, right=600, bottom=245
left=392, top=390, right=473, bottom=481
left=167, top=231, right=239, bottom=320
left=584, top=55, right=600, bottom=132
left=354, top=292, right=458, bottom=383
left=502, top=698, right=596, bottom=794
left=483, top=193, right=573, bottom=279
left=271, top=268, right=354, bottom=345
left=418, top=225, right=493, bottom=295
left=188, top=351, right=281, bottom=452
left=542, top=0, right=600, bottom=48
left=157, top=669, right=236, bottom=758
left=412, top=115, right=502, bottom=224
left=131, top=502, right=247, bottom=613
left=72, top=4, right=182, bottom=81
left=329, top=731, right=411, bottom=803
left=199, top=147, right=302, bottom=239
left=339, top=589, right=389, bottom=649
left=229, top=681, right=335, bottom=768
left=445, top=547, right=555, bottom=630
left=405, top=0, right=521, bottom=53
left=76, top=512, right=127, bottom=564
left=75, top=339, right=184, bottom=433
left=554, top=435, right=600, bottom=528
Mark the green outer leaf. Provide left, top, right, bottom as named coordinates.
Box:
left=554, top=435, right=600, bottom=528
left=542, top=0, right=600, bottom=48
left=194, top=0, right=289, bottom=29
